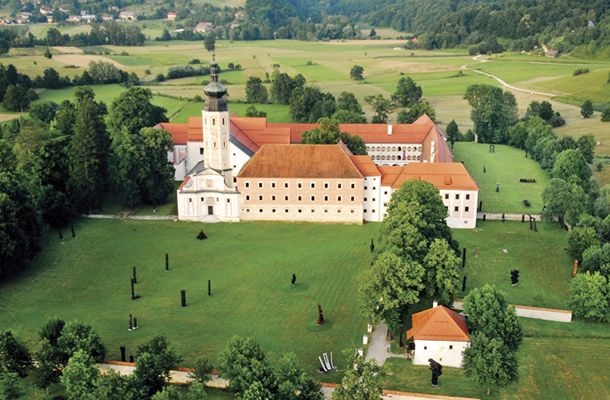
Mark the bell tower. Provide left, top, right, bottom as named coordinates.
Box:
left=202, top=54, right=232, bottom=186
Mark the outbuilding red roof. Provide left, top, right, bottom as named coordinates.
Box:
left=406, top=306, right=470, bottom=342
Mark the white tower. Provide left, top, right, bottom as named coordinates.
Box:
left=202, top=55, right=233, bottom=187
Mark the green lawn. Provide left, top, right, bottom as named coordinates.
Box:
left=171, top=101, right=296, bottom=124
left=452, top=142, right=550, bottom=214
left=0, top=219, right=377, bottom=382
left=453, top=220, right=572, bottom=309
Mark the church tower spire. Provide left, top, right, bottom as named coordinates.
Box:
left=202, top=53, right=232, bottom=186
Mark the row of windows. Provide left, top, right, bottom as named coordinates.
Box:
left=204, top=117, right=227, bottom=126
left=371, top=155, right=421, bottom=161
left=245, top=194, right=356, bottom=202
left=448, top=206, right=470, bottom=212
left=444, top=194, right=471, bottom=200
left=244, top=181, right=356, bottom=190
left=244, top=208, right=357, bottom=214
left=188, top=197, right=228, bottom=203
left=366, top=146, right=422, bottom=152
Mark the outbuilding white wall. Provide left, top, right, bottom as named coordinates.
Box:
left=413, top=340, right=469, bottom=368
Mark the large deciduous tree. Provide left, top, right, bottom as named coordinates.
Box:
left=569, top=271, right=610, bottom=321
left=462, top=285, right=523, bottom=352
left=396, top=101, right=436, bottom=124
left=61, top=350, right=100, bottom=400
left=358, top=251, right=425, bottom=330
left=290, top=85, right=335, bottom=123
left=270, top=71, right=305, bottom=105
left=300, top=117, right=366, bottom=155
left=134, top=334, right=182, bottom=397
left=550, top=149, right=591, bottom=189
left=464, top=84, right=517, bottom=144
left=462, top=333, right=519, bottom=396
left=332, top=354, right=384, bottom=400
left=350, top=65, right=364, bottom=80
left=108, top=87, right=167, bottom=142
left=245, top=76, right=268, bottom=103
left=541, top=178, right=586, bottom=228
left=392, top=76, right=422, bottom=107
left=364, top=94, right=392, bottom=123
left=0, top=330, right=31, bottom=377
left=423, top=238, right=461, bottom=306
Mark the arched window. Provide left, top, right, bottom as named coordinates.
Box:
left=407, top=155, right=411, bottom=160
left=398, top=146, right=401, bottom=151
left=212, top=119, right=216, bottom=126
left=417, top=155, right=421, bottom=160
left=408, top=146, right=411, bottom=151
left=397, top=155, right=401, bottom=160
left=392, top=147, right=396, bottom=151
left=222, top=118, right=226, bottom=125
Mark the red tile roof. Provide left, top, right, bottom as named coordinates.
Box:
left=406, top=306, right=470, bottom=342
left=382, top=162, right=479, bottom=191
left=351, top=155, right=381, bottom=176
left=155, top=123, right=188, bottom=145
left=238, top=144, right=363, bottom=179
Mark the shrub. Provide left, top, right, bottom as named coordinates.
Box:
left=602, top=106, right=610, bottom=122
left=573, top=68, right=590, bottom=76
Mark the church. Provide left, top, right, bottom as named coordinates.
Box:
left=155, top=58, right=479, bottom=227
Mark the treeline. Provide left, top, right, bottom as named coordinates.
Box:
left=0, top=86, right=172, bottom=280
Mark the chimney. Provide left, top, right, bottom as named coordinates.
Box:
left=388, top=125, right=392, bottom=136
left=433, top=300, right=438, bottom=308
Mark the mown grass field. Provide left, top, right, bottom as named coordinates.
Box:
left=453, top=220, right=572, bottom=309
left=0, top=218, right=377, bottom=382
left=452, top=142, right=550, bottom=214
left=171, top=101, right=295, bottom=123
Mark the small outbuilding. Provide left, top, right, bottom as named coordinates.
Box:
left=406, top=304, right=470, bottom=368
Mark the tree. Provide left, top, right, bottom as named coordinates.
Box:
left=151, top=385, right=181, bottom=400
left=61, top=350, right=99, bottom=400
left=57, top=321, right=106, bottom=362
left=245, top=77, right=268, bottom=103
left=358, top=251, right=424, bottom=330
left=331, top=109, right=367, bottom=123
left=187, top=382, right=209, bottom=400
left=29, top=101, right=57, bottom=124
left=445, top=120, right=461, bottom=146
left=218, top=336, right=278, bottom=397
left=462, top=333, right=519, bottom=395
left=391, top=77, right=422, bottom=107
left=541, top=178, right=586, bottom=228
left=332, top=354, right=384, bottom=400
left=350, top=65, right=364, bottom=80
left=464, top=84, right=518, bottom=143
left=270, top=71, right=305, bottom=105
left=0, top=171, right=42, bottom=279
left=333, top=92, right=366, bottom=123
left=300, top=117, right=366, bottom=155
left=276, top=352, right=323, bottom=400
left=189, top=357, right=213, bottom=384
left=396, top=101, right=436, bottom=124
left=364, top=94, right=392, bottom=123
left=0, top=331, right=31, bottom=377
left=602, top=106, right=610, bottom=122
left=582, top=243, right=610, bottom=276
left=108, top=87, right=167, bottom=141
left=378, top=179, right=457, bottom=264
left=140, top=128, right=175, bottom=208
left=423, top=238, right=461, bottom=306
left=568, top=226, right=599, bottom=263
left=3, top=85, right=32, bottom=111
left=577, top=134, right=596, bottom=164
left=134, top=334, right=182, bottom=396
left=581, top=100, right=594, bottom=118
left=569, top=271, right=610, bottom=321
left=98, top=370, right=144, bottom=400
left=87, top=61, right=124, bottom=84
left=369, top=28, right=377, bottom=37
left=289, top=86, right=335, bottom=123
left=0, top=370, right=25, bottom=400
left=462, top=285, right=523, bottom=352
left=550, top=149, right=591, bottom=189
left=245, top=105, right=267, bottom=117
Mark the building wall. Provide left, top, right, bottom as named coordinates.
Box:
left=177, top=174, right=240, bottom=222
left=365, top=143, right=423, bottom=166
left=237, top=177, right=363, bottom=224
left=440, top=189, right=478, bottom=229
left=413, top=339, right=469, bottom=368
left=202, top=110, right=231, bottom=172
left=363, top=176, right=383, bottom=222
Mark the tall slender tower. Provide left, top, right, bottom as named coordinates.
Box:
left=202, top=54, right=232, bottom=186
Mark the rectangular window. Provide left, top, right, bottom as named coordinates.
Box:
left=298, top=196, right=302, bottom=201
left=311, top=209, right=315, bottom=213
left=445, top=194, right=449, bottom=199
left=311, top=182, right=316, bottom=189
left=259, top=195, right=263, bottom=201
left=201, top=197, right=204, bottom=202
left=465, top=206, right=470, bottom=212
left=298, top=209, right=302, bottom=213
left=271, top=195, right=276, bottom=201
left=466, top=194, right=470, bottom=200
left=373, top=187, right=376, bottom=190
left=424, top=346, right=427, bottom=350
left=364, top=186, right=368, bottom=190
left=284, top=182, right=289, bottom=188
left=298, top=182, right=303, bottom=189
left=324, top=196, right=329, bottom=202
left=372, top=198, right=376, bottom=202
left=272, top=209, right=276, bottom=213
left=189, top=198, right=192, bottom=203
left=455, top=194, right=460, bottom=200
left=337, top=209, right=341, bottom=213
left=285, top=209, right=289, bottom=213
left=350, top=196, right=355, bottom=202
left=337, top=183, right=342, bottom=189
left=364, top=198, right=368, bottom=201
left=199, top=148, right=204, bottom=155
left=245, top=182, right=250, bottom=188
left=284, top=195, right=289, bottom=201
left=258, top=182, right=263, bottom=188
left=311, top=195, right=316, bottom=202
left=245, top=195, right=250, bottom=201
left=384, top=191, right=388, bottom=195
left=337, top=196, right=342, bottom=202
left=259, top=209, right=263, bottom=213
left=350, top=183, right=355, bottom=189
left=324, top=182, right=329, bottom=189
left=449, top=345, right=453, bottom=350
left=324, top=209, right=328, bottom=213
left=271, top=182, right=276, bottom=188
left=454, top=206, right=459, bottom=212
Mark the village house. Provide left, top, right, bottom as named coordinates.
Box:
left=39, top=6, right=53, bottom=14
left=195, top=22, right=214, bottom=33
left=119, top=11, right=139, bottom=21
left=406, top=303, right=470, bottom=368
left=167, top=12, right=177, bottom=20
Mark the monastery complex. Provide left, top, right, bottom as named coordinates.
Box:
left=156, top=59, right=479, bottom=228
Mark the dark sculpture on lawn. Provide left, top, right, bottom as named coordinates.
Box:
left=370, top=238, right=375, bottom=253
left=429, top=358, right=443, bottom=386
left=197, top=230, right=207, bottom=240
left=291, top=274, right=296, bottom=286
left=317, top=303, right=324, bottom=325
